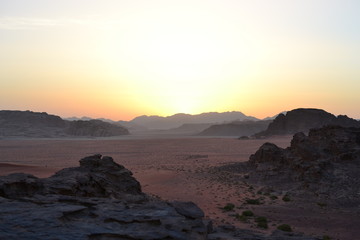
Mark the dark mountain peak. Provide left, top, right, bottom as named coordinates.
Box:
left=262, top=111, right=287, bottom=121
left=254, top=108, right=360, bottom=137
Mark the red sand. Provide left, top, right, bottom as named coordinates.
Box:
left=0, top=136, right=358, bottom=240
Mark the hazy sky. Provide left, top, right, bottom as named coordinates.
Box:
left=1, top=0, right=359, bottom=120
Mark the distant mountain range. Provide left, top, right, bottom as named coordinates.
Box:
left=67, top=111, right=259, bottom=131
left=3, top=108, right=359, bottom=138
left=130, top=112, right=259, bottom=130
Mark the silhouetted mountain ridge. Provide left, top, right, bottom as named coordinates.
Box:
left=130, top=111, right=258, bottom=130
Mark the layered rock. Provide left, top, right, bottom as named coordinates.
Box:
left=248, top=126, right=360, bottom=207
left=254, top=108, right=360, bottom=137
left=0, top=155, right=208, bottom=240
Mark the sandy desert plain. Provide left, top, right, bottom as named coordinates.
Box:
left=0, top=135, right=358, bottom=240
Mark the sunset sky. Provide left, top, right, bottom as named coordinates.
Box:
left=1, top=0, right=359, bottom=120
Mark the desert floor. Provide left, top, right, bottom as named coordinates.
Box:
left=0, top=136, right=358, bottom=240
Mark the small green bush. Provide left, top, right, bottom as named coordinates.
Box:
left=242, top=210, right=254, bottom=216
left=255, top=216, right=268, bottom=229
left=257, top=221, right=268, bottom=229
left=270, top=195, right=278, bottom=200
left=255, top=216, right=267, bottom=222
left=235, top=214, right=247, bottom=222
left=323, top=235, right=331, bottom=240
left=282, top=195, right=291, bottom=202
left=277, top=224, right=292, bottom=232
left=246, top=199, right=261, bottom=205
left=222, top=203, right=235, bottom=211
left=317, top=202, right=327, bottom=207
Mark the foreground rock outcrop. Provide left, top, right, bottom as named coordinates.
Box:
left=248, top=126, right=360, bottom=207
left=254, top=108, right=360, bottom=137
left=0, top=155, right=208, bottom=240
left=0, top=110, right=129, bottom=138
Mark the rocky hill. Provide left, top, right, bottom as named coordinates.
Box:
left=0, top=110, right=129, bottom=138
left=246, top=126, right=360, bottom=207
left=199, top=120, right=271, bottom=136
left=254, top=108, right=360, bottom=137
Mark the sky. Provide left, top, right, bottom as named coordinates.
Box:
left=0, top=0, right=359, bottom=121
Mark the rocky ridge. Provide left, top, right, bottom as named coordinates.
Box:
left=247, top=126, right=360, bottom=207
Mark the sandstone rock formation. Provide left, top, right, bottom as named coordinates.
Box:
left=254, top=108, right=360, bottom=137
left=0, top=155, right=209, bottom=240
left=199, top=120, right=271, bottom=136
left=0, top=110, right=129, bottom=138
left=248, top=126, right=360, bottom=207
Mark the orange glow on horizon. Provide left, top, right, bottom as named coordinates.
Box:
left=1, top=1, right=359, bottom=120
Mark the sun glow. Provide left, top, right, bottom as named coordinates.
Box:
left=100, top=6, right=254, bottom=116
left=1, top=0, right=360, bottom=119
